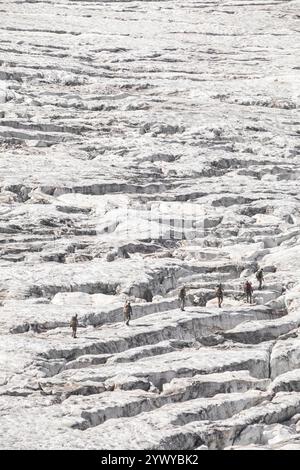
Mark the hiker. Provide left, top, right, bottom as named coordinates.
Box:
left=244, top=281, right=254, bottom=304
left=216, top=283, right=224, bottom=308
left=179, top=285, right=187, bottom=311
left=70, top=314, right=78, bottom=338
left=123, top=300, right=132, bottom=326
left=256, top=268, right=264, bottom=290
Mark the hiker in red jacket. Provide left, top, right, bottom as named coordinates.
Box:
left=244, top=281, right=254, bottom=304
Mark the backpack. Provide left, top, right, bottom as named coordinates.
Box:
left=245, top=282, right=252, bottom=292
left=124, top=304, right=132, bottom=317
left=179, top=288, right=186, bottom=299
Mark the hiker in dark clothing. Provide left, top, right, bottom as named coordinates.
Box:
left=123, top=300, right=132, bottom=326
left=256, top=268, right=264, bottom=290
left=216, top=283, right=224, bottom=308
left=244, top=281, right=254, bottom=304
left=70, top=314, right=78, bottom=338
left=179, top=286, right=187, bottom=311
